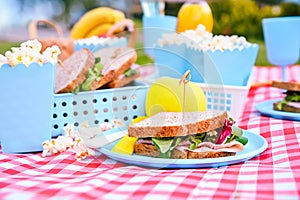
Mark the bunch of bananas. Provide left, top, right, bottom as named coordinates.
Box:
left=70, top=7, right=125, bottom=39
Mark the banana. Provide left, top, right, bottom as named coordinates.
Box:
left=112, top=9, right=126, bottom=22
left=70, top=7, right=125, bottom=39
left=84, top=23, right=113, bottom=38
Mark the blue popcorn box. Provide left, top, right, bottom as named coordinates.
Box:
left=204, top=44, right=259, bottom=86
left=185, top=46, right=205, bottom=83
left=0, top=62, right=55, bottom=153
left=153, top=44, right=188, bottom=79
left=153, top=40, right=259, bottom=86
left=74, top=37, right=128, bottom=52
left=154, top=44, right=205, bottom=82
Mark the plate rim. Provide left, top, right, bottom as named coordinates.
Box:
left=255, top=99, right=300, bottom=121
left=99, top=130, right=268, bottom=169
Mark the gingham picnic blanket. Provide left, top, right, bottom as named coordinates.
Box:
left=1, top=65, right=300, bottom=200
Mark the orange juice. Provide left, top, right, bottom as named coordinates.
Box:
left=177, top=0, right=213, bottom=33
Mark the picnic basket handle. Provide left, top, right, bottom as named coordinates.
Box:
left=28, top=19, right=64, bottom=39
left=106, top=18, right=137, bottom=48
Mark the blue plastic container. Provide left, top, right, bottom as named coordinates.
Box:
left=0, top=62, right=55, bottom=153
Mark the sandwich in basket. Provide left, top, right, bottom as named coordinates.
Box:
left=55, top=46, right=140, bottom=94
left=128, top=110, right=248, bottom=159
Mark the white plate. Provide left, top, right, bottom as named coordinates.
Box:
left=255, top=99, right=300, bottom=121
left=99, top=130, right=268, bottom=169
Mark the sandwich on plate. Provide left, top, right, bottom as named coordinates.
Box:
left=93, top=46, right=140, bottom=88
left=128, top=111, right=248, bottom=159
left=272, top=81, right=300, bottom=113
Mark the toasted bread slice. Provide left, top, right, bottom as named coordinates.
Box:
left=128, top=111, right=228, bottom=138
left=134, top=143, right=235, bottom=159
left=272, top=81, right=300, bottom=91
left=55, top=48, right=95, bottom=93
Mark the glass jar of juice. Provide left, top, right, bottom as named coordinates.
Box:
left=177, top=0, right=213, bottom=33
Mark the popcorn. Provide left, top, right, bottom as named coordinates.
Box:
left=20, top=39, right=42, bottom=52
left=0, top=55, right=7, bottom=67
left=2, top=39, right=61, bottom=67
left=42, top=136, right=73, bottom=157
left=158, top=24, right=253, bottom=52
left=42, top=45, right=61, bottom=63
left=41, top=120, right=126, bottom=160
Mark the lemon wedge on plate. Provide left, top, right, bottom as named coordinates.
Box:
left=111, top=116, right=146, bottom=155
left=111, top=135, right=137, bottom=155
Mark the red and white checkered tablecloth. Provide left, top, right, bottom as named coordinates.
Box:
left=1, top=66, right=300, bottom=200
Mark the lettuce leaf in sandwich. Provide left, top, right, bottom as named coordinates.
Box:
left=276, top=91, right=300, bottom=110
left=73, top=57, right=103, bottom=94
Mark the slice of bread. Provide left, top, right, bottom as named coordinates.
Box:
left=128, top=111, right=228, bottom=138
left=272, top=81, right=300, bottom=91
left=55, top=48, right=95, bottom=93
left=134, top=143, right=235, bottom=159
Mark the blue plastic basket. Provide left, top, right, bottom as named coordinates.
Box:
left=52, top=83, right=148, bottom=137
left=51, top=77, right=251, bottom=137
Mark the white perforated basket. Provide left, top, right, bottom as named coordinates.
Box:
left=52, top=80, right=251, bottom=137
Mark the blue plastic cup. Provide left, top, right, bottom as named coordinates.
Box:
left=262, top=16, right=300, bottom=81
left=142, top=15, right=177, bottom=57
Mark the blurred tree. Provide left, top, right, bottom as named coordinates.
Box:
left=255, top=0, right=283, bottom=5
left=280, top=2, right=300, bottom=15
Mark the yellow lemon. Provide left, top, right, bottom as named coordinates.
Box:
left=177, top=1, right=213, bottom=33
left=145, top=77, right=206, bottom=116
left=111, top=135, right=137, bottom=155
